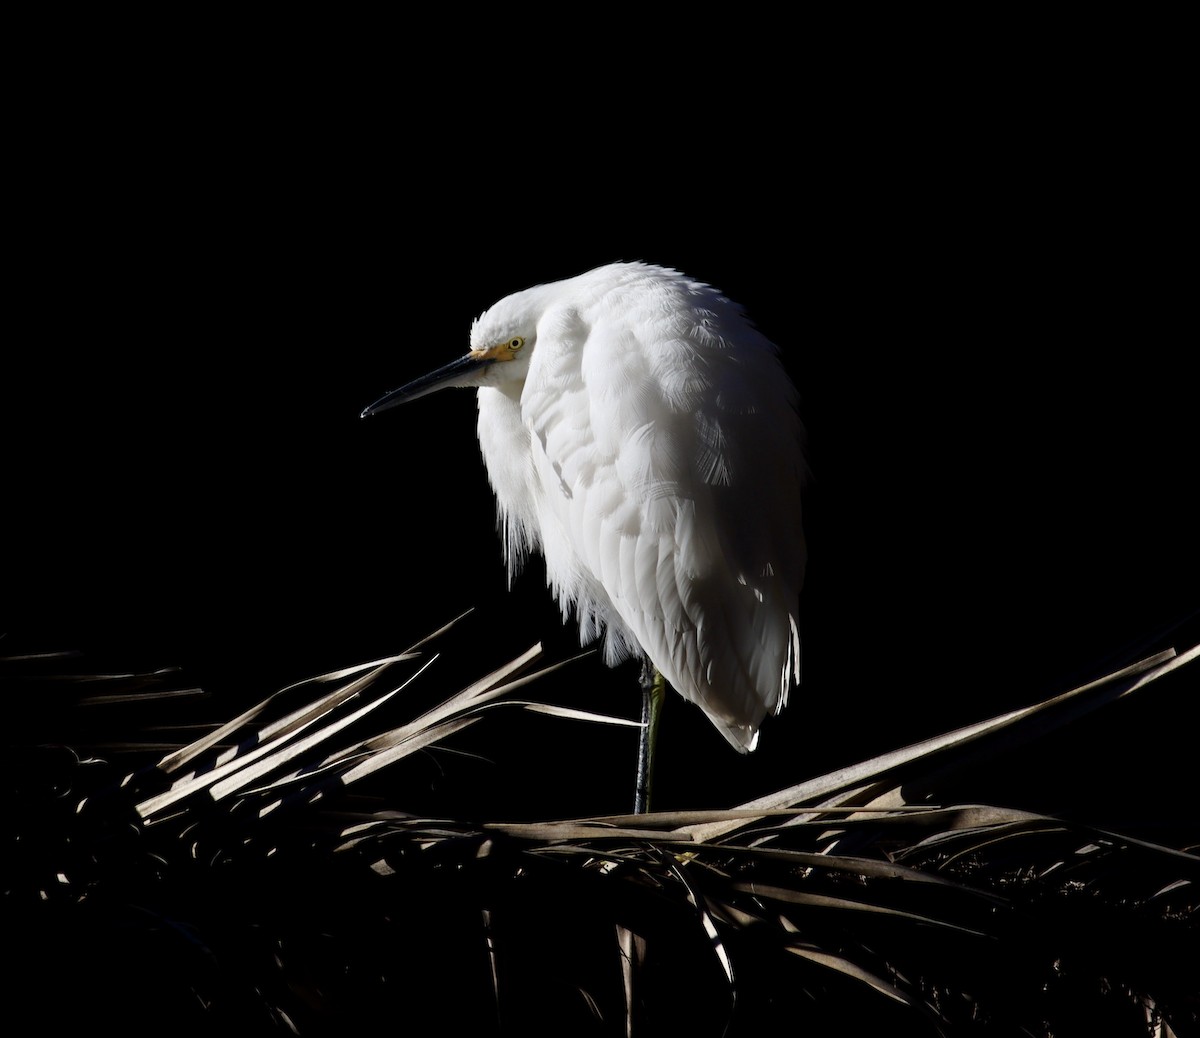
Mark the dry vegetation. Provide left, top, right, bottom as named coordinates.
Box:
left=3, top=618, right=1197, bottom=1036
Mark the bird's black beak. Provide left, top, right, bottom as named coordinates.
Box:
left=361, top=353, right=496, bottom=418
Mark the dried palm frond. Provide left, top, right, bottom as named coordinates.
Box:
left=2, top=618, right=1197, bottom=1036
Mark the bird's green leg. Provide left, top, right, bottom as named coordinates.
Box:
left=633, top=662, right=666, bottom=814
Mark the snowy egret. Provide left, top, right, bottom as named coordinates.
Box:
left=363, top=262, right=805, bottom=809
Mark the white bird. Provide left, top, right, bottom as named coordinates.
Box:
left=363, top=262, right=805, bottom=807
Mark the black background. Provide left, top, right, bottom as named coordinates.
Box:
left=5, top=36, right=1196, bottom=820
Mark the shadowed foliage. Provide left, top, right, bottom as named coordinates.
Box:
left=2, top=618, right=1197, bottom=1036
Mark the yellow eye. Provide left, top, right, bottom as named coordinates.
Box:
left=509, top=336, right=525, bottom=351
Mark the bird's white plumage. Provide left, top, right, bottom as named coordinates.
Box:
left=383, top=263, right=805, bottom=751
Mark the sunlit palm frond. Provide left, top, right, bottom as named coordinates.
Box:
left=2, top=620, right=1197, bottom=1036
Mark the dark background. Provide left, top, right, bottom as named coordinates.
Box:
left=5, top=38, right=1196, bottom=819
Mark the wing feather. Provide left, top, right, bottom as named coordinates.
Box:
left=517, top=263, right=804, bottom=750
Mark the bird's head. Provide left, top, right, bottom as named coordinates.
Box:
left=361, top=285, right=544, bottom=418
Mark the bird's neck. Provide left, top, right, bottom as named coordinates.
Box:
left=475, top=387, right=531, bottom=491
left=475, top=386, right=538, bottom=570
